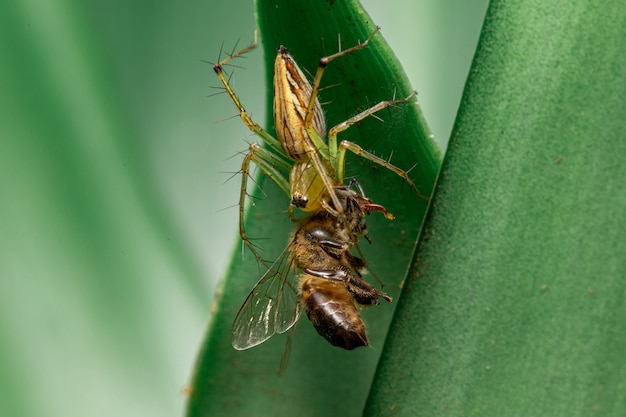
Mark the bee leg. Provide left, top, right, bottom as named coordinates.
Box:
left=347, top=275, right=393, bottom=304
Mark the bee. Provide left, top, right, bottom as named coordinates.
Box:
left=211, top=28, right=425, bottom=263
left=231, top=186, right=392, bottom=351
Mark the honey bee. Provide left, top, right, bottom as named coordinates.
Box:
left=231, top=186, right=392, bottom=351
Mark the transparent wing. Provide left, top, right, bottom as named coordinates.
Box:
left=231, top=242, right=302, bottom=350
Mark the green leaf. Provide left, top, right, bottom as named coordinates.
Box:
left=185, top=1, right=440, bottom=416
left=365, top=0, right=626, bottom=416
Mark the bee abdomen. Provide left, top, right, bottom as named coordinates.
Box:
left=300, top=276, right=368, bottom=350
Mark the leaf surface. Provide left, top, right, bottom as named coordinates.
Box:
left=365, top=1, right=626, bottom=415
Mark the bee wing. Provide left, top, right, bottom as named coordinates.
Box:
left=231, top=243, right=302, bottom=350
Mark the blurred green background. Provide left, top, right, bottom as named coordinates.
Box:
left=0, top=0, right=487, bottom=416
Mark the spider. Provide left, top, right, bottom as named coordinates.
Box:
left=211, top=27, right=425, bottom=262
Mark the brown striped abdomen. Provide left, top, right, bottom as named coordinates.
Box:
left=299, top=275, right=368, bottom=350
